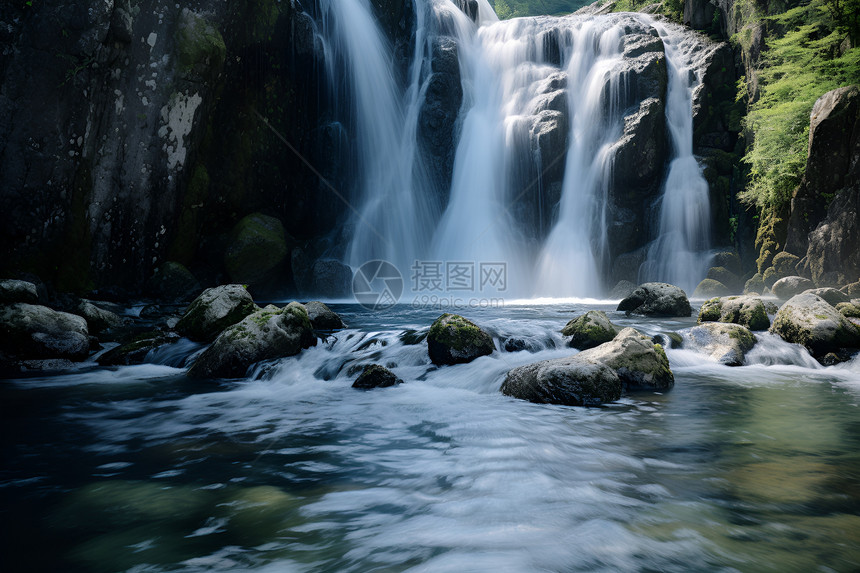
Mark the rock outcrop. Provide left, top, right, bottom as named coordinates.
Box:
left=686, top=322, right=757, bottom=366
left=176, top=285, right=257, bottom=343
left=427, top=314, right=495, bottom=365
left=770, top=292, right=860, bottom=356
left=618, top=283, right=692, bottom=317
left=187, top=302, right=315, bottom=379
left=698, top=295, right=771, bottom=330
left=561, top=310, right=620, bottom=350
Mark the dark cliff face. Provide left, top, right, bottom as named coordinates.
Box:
left=0, top=0, right=413, bottom=295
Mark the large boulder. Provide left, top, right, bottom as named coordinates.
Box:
left=76, top=300, right=124, bottom=334
left=561, top=310, right=620, bottom=350
left=0, top=280, right=38, bottom=304
left=772, top=276, right=815, bottom=300
left=706, top=266, right=742, bottom=292
left=686, top=323, right=757, bottom=366
left=501, top=356, right=621, bottom=407
left=0, top=303, right=90, bottom=361
left=698, top=295, right=771, bottom=331
left=786, top=86, right=860, bottom=256
left=311, top=259, right=352, bottom=298
left=176, top=285, right=258, bottom=342
left=744, top=273, right=765, bottom=295
left=224, top=213, right=290, bottom=286
left=303, top=301, right=345, bottom=330
left=801, top=184, right=860, bottom=286
left=427, top=314, right=494, bottom=365
left=146, top=262, right=202, bottom=302
left=770, top=292, right=860, bottom=356
left=577, top=327, right=674, bottom=391
left=187, top=303, right=316, bottom=378
left=352, top=364, right=403, bottom=389
left=617, top=282, right=692, bottom=317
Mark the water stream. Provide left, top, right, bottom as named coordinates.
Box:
left=3, top=303, right=860, bottom=571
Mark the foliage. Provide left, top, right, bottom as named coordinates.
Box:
left=738, top=0, right=860, bottom=209
left=491, top=0, right=592, bottom=18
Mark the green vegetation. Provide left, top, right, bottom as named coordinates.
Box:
left=491, top=0, right=591, bottom=18
left=737, top=0, right=860, bottom=209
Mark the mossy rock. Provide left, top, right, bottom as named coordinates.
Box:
left=694, top=278, right=731, bottom=298
left=561, top=310, right=619, bottom=350
left=224, top=213, right=291, bottom=286
left=176, top=285, right=258, bottom=342
left=770, top=292, right=860, bottom=356
left=744, top=273, right=765, bottom=295
left=576, top=327, right=674, bottom=391
left=772, top=276, right=815, bottom=300
left=841, top=281, right=860, bottom=298
left=711, top=251, right=742, bottom=275
left=98, top=332, right=180, bottom=366
left=762, top=266, right=782, bottom=288
left=687, top=322, right=757, bottom=366
left=837, top=301, right=860, bottom=318
left=175, top=9, right=226, bottom=81
left=501, top=356, right=621, bottom=407
left=427, top=313, right=494, bottom=365
left=187, top=302, right=315, bottom=378
left=698, top=295, right=771, bottom=331
left=772, top=252, right=800, bottom=276
left=146, top=261, right=201, bottom=302
left=303, top=301, right=345, bottom=330
left=706, top=266, right=741, bottom=292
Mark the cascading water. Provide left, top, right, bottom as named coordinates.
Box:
left=319, top=1, right=714, bottom=298
left=638, top=19, right=712, bottom=294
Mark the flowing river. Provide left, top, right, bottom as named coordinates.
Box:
left=3, top=302, right=860, bottom=571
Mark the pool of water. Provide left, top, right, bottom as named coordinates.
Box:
left=2, top=303, right=860, bottom=572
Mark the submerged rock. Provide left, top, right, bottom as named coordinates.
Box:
left=0, top=280, right=38, bottom=304
left=501, top=356, right=621, bottom=407
left=686, top=323, right=757, bottom=366
left=772, top=276, right=815, bottom=300
left=427, top=314, right=494, bottom=365
left=98, top=332, right=180, bottom=366
left=617, top=282, right=692, bottom=317
left=352, top=364, right=403, bottom=389
left=176, top=285, right=258, bottom=343
left=698, top=295, right=771, bottom=331
left=561, top=310, right=620, bottom=350
left=0, top=303, right=90, bottom=360
left=303, top=301, right=345, bottom=330
left=770, top=292, right=860, bottom=356
left=187, top=303, right=316, bottom=379
left=577, top=327, right=674, bottom=391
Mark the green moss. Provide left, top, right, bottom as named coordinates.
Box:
left=561, top=311, right=618, bottom=349
left=698, top=298, right=723, bottom=323
left=175, top=11, right=226, bottom=79
left=739, top=303, right=770, bottom=331
left=429, top=314, right=491, bottom=353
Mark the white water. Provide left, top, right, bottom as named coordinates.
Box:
left=7, top=304, right=860, bottom=571
left=319, top=2, right=713, bottom=297
left=639, top=20, right=712, bottom=293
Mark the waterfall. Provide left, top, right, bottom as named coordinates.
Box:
left=314, top=1, right=713, bottom=299
left=638, top=19, right=712, bottom=294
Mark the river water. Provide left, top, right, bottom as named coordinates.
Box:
left=2, top=302, right=860, bottom=572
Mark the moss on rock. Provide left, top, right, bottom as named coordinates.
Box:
left=561, top=310, right=619, bottom=350
left=427, top=313, right=494, bottom=365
